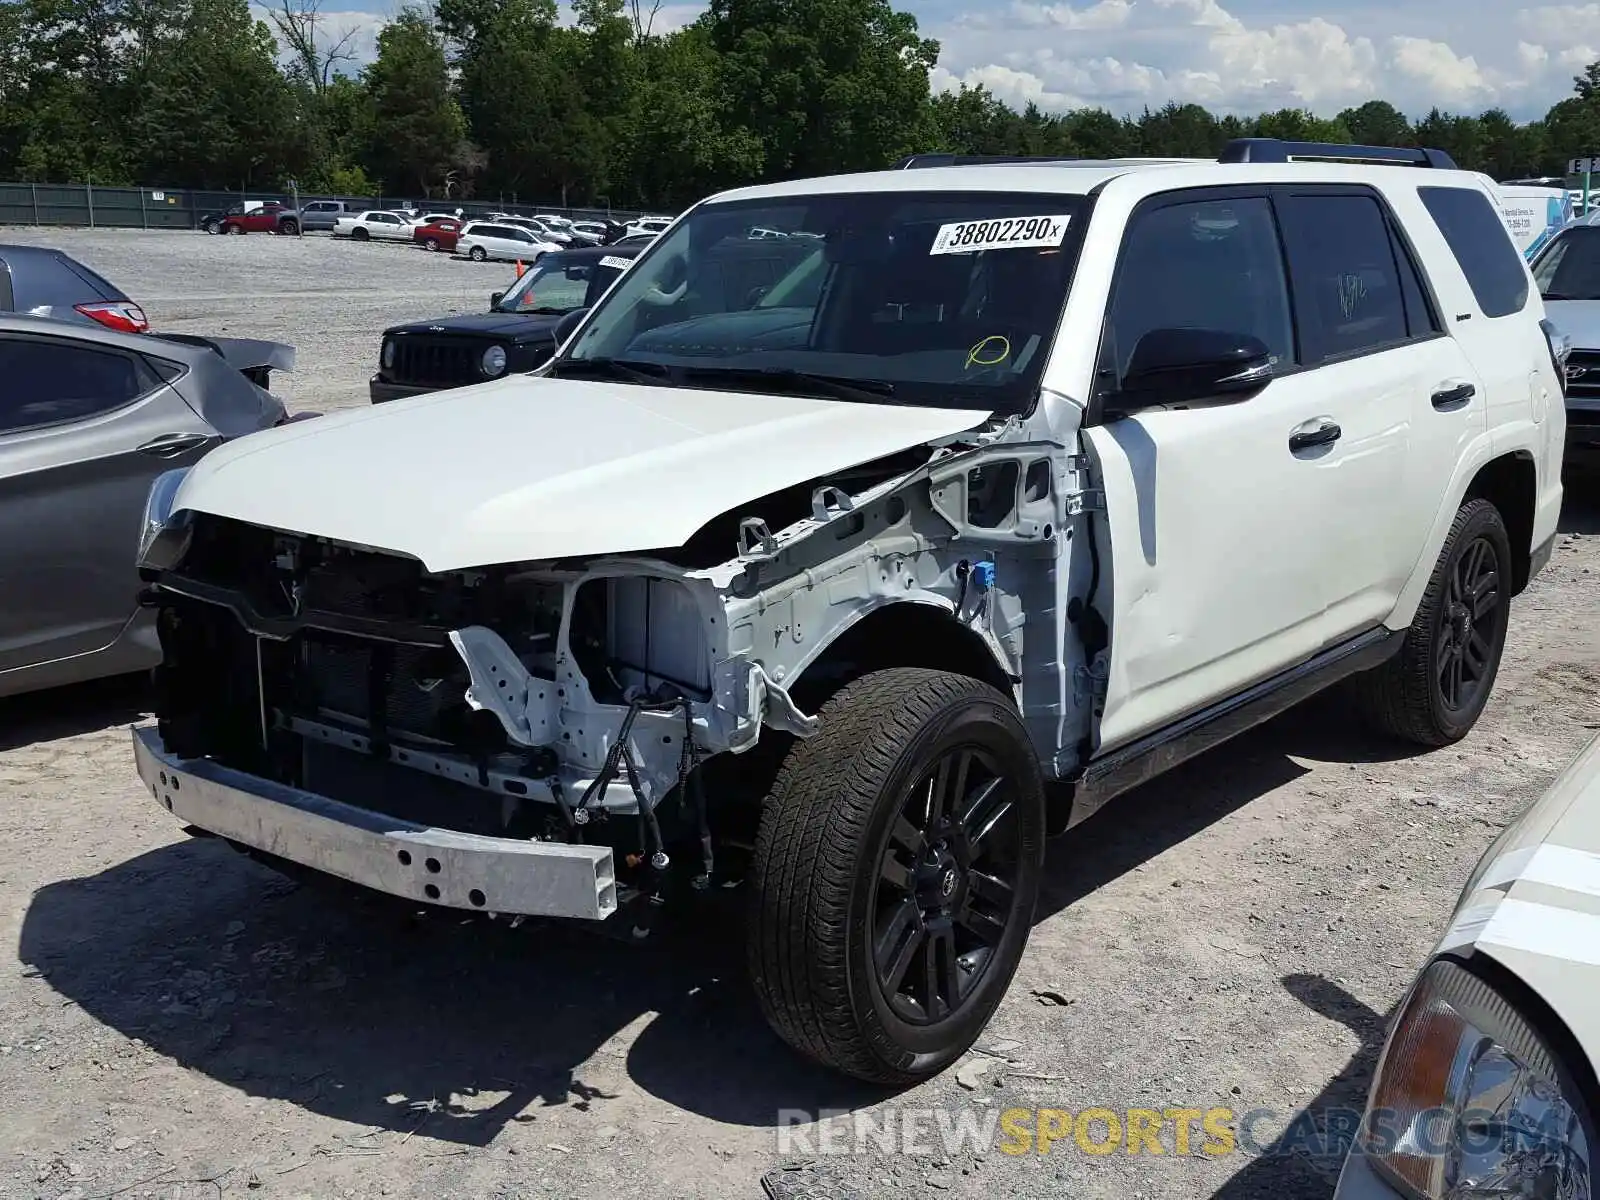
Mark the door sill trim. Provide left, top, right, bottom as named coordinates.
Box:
left=1059, top=626, right=1399, bottom=832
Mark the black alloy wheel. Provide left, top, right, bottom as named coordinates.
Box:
left=1436, top=533, right=1501, bottom=714
left=748, top=667, right=1044, bottom=1084
left=871, top=746, right=1024, bottom=1025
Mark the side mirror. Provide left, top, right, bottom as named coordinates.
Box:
left=490, top=291, right=505, bottom=307
left=744, top=285, right=770, bottom=308
left=553, top=307, right=590, bottom=345
left=1110, top=328, right=1275, bottom=413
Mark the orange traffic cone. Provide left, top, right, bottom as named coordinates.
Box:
left=515, top=260, right=526, bottom=277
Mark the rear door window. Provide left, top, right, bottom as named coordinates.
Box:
left=0, top=336, right=157, bottom=433
left=1275, top=192, right=1412, bottom=363
left=1417, top=185, right=1530, bottom=318
left=9, top=251, right=117, bottom=310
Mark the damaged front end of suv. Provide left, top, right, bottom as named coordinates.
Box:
left=133, top=404, right=1066, bottom=924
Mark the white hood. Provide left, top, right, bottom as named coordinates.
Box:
left=172, top=376, right=992, bottom=572
left=1543, top=299, right=1600, bottom=350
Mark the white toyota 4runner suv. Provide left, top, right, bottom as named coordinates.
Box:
left=133, top=139, right=1567, bottom=1084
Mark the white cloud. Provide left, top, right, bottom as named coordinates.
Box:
left=932, top=0, right=1600, bottom=119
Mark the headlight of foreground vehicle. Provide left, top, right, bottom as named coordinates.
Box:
left=482, top=345, right=507, bottom=376
left=1361, top=958, right=1593, bottom=1198
left=137, top=468, right=194, bottom=570
left=382, top=338, right=396, bottom=370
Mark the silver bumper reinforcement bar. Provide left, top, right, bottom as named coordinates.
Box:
left=132, top=727, right=618, bottom=920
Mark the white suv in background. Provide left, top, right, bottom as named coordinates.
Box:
left=131, top=138, right=1566, bottom=1086
left=455, top=221, right=559, bottom=263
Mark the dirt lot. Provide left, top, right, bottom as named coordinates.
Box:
left=2, top=229, right=1599, bottom=1200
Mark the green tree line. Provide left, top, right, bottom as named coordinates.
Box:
left=6, top=0, right=1600, bottom=210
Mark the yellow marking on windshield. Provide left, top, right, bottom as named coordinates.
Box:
left=966, top=334, right=1012, bottom=370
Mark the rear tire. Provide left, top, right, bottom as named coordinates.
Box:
left=747, top=667, right=1044, bottom=1084
left=1351, top=498, right=1513, bottom=746
left=352, top=227, right=370, bottom=241
left=469, top=246, right=487, bottom=262
left=424, top=237, right=440, bottom=252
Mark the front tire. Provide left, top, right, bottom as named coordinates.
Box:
left=225, top=224, right=243, bottom=235
left=469, top=245, right=487, bottom=262
left=1352, top=498, right=1513, bottom=746
left=747, top=667, right=1044, bottom=1085
left=280, top=218, right=299, bottom=235
left=424, top=237, right=440, bottom=252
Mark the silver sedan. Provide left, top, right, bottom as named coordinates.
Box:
left=0, top=314, right=297, bottom=698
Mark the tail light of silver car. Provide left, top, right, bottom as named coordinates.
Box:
left=75, top=301, right=150, bottom=334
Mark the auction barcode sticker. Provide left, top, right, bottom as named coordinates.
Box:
left=599, top=255, right=633, bottom=270
left=929, top=214, right=1072, bottom=255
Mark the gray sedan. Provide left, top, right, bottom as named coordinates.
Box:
left=0, top=314, right=296, bottom=698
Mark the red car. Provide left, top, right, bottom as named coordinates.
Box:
left=413, top=218, right=463, bottom=252
left=218, top=203, right=300, bottom=235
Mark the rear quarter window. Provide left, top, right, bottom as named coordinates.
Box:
left=1417, top=186, right=1530, bottom=318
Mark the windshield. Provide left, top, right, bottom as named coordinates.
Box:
left=1533, top=227, right=1600, bottom=299
left=493, top=253, right=632, bottom=314
left=555, top=191, right=1088, bottom=411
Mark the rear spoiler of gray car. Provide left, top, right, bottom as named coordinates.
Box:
left=148, top=333, right=296, bottom=383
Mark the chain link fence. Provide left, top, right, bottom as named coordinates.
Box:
left=0, top=182, right=658, bottom=230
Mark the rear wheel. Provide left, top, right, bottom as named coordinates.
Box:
left=424, top=237, right=440, bottom=252
left=747, top=667, right=1044, bottom=1084
left=1351, top=498, right=1513, bottom=745
left=469, top=245, right=487, bottom=262
left=352, top=227, right=370, bottom=241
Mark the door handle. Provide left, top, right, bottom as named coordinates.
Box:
left=137, top=432, right=211, bottom=458
left=1431, top=381, right=1476, bottom=410
left=1289, top=418, right=1342, bottom=453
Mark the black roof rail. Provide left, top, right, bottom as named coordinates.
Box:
left=1219, top=138, right=1457, bottom=169
left=893, top=153, right=1093, bottom=169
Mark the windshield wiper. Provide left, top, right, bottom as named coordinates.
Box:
left=1541, top=292, right=1582, bottom=301
left=680, top=366, right=897, bottom=404
left=515, top=306, right=571, bottom=315
left=544, top=357, right=676, bottom=386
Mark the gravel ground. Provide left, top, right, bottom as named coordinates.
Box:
left=2, top=229, right=1599, bottom=1200
left=0, top=227, right=513, bottom=412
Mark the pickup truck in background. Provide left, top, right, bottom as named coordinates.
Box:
left=299, top=201, right=358, bottom=233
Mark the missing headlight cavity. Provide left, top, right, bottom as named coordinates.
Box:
left=1024, top=459, right=1051, bottom=503
left=967, top=460, right=1021, bottom=529
left=571, top=576, right=711, bottom=703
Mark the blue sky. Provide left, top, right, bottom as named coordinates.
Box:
left=262, top=0, right=1600, bottom=122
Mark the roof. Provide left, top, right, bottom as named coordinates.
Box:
left=702, top=159, right=1494, bottom=207
left=0, top=243, right=74, bottom=260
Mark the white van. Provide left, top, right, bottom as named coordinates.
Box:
left=1490, top=181, right=1572, bottom=258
